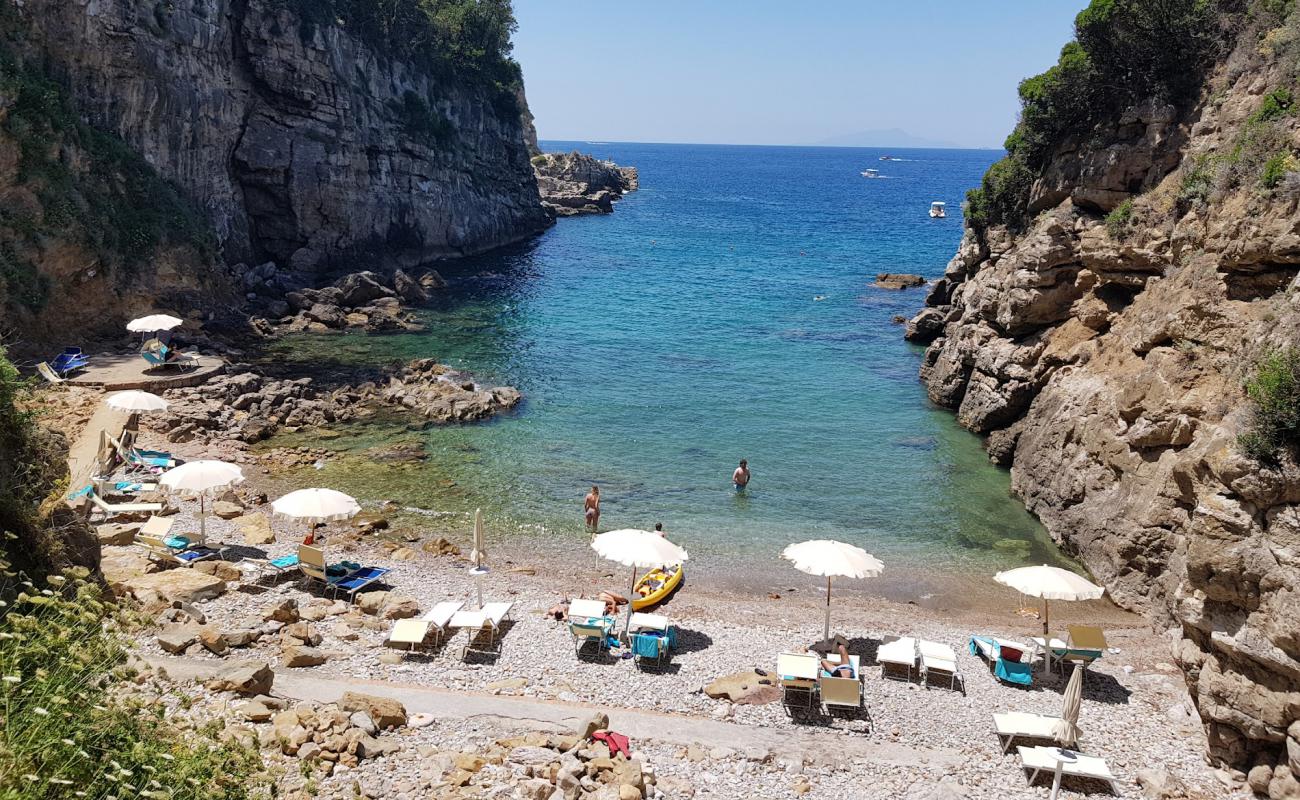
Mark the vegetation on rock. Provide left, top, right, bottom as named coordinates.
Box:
left=1238, top=346, right=1300, bottom=462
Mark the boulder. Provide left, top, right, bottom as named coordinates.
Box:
left=874, top=273, right=927, bottom=289
left=236, top=700, right=273, bottom=722
left=233, top=513, right=275, bottom=546
left=380, top=597, right=420, bottom=620
left=212, top=500, right=245, bottom=520
left=703, top=670, right=781, bottom=705
left=578, top=712, right=609, bottom=740
left=265, top=598, right=300, bottom=624
left=335, top=271, right=395, bottom=307
left=393, top=269, right=429, bottom=305
left=338, top=691, right=407, bottom=729
left=356, top=591, right=390, bottom=615
left=206, top=661, right=274, bottom=695
left=198, top=626, right=230, bottom=656
left=124, top=570, right=227, bottom=603
left=100, top=547, right=154, bottom=588
left=194, top=560, right=243, bottom=582
left=157, top=622, right=202, bottom=654
left=96, top=522, right=141, bottom=546
left=281, top=646, right=328, bottom=668
left=281, top=622, right=322, bottom=646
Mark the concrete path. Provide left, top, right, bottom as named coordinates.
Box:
left=67, top=353, right=225, bottom=391
left=147, top=657, right=961, bottom=767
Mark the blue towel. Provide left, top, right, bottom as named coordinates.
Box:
left=270, top=555, right=299, bottom=569
left=632, top=632, right=665, bottom=659
left=995, top=658, right=1034, bottom=686
left=164, top=536, right=191, bottom=551
left=68, top=485, right=94, bottom=500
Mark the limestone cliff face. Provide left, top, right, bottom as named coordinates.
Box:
left=909, top=18, right=1300, bottom=798
left=13, top=0, right=551, bottom=275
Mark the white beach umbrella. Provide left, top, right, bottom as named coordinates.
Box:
left=994, top=564, right=1104, bottom=635
left=592, top=529, right=689, bottom=638
left=105, top=390, right=169, bottom=413
left=1052, top=663, right=1084, bottom=748
left=271, top=488, right=361, bottom=523
left=159, top=460, right=245, bottom=541
left=126, top=314, right=184, bottom=333
left=782, top=539, right=884, bottom=641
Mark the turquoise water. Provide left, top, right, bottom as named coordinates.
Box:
left=269, top=143, right=1064, bottom=580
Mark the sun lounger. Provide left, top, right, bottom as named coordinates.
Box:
left=384, top=601, right=464, bottom=651
left=297, top=545, right=352, bottom=592
left=878, top=636, right=918, bottom=682
left=137, top=533, right=217, bottom=567
left=777, top=651, right=820, bottom=710
left=819, top=654, right=863, bottom=711
left=449, top=601, right=513, bottom=657
left=993, top=711, right=1074, bottom=753
left=331, top=566, right=391, bottom=599
left=82, top=489, right=163, bottom=519
left=1033, top=625, right=1107, bottom=674
left=37, top=362, right=66, bottom=384
left=567, top=599, right=615, bottom=656
left=107, top=431, right=176, bottom=473
left=52, top=348, right=89, bottom=377
left=970, top=636, right=1035, bottom=686
left=1017, top=745, right=1119, bottom=794
left=631, top=627, right=677, bottom=669
left=920, top=640, right=963, bottom=692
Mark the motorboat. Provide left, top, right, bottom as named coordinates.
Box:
left=929, top=201, right=947, bottom=218
left=880, top=155, right=903, bottom=161
left=861, top=168, right=880, bottom=178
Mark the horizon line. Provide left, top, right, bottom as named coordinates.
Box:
left=536, top=137, right=1006, bottom=152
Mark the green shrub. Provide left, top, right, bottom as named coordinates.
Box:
left=965, top=156, right=1035, bottom=230
left=1261, top=150, right=1294, bottom=187
left=1104, top=198, right=1135, bottom=239
left=0, top=560, right=267, bottom=799
left=1250, top=87, right=1295, bottom=124
left=1238, top=346, right=1300, bottom=462
left=1178, top=155, right=1218, bottom=205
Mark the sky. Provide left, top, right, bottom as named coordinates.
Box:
left=512, top=1, right=1086, bottom=149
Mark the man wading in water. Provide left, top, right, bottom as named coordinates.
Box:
left=733, top=459, right=750, bottom=492
left=584, top=485, right=601, bottom=532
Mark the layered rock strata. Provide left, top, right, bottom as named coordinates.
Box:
left=908, top=33, right=1300, bottom=799
left=533, top=151, right=639, bottom=215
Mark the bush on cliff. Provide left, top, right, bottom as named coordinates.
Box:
left=1239, top=346, right=1300, bottom=462
left=967, top=0, right=1221, bottom=230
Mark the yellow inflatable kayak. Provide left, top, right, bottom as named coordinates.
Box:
left=632, top=564, right=684, bottom=610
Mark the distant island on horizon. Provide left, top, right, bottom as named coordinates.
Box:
left=812, top=127, right=963, bottom=149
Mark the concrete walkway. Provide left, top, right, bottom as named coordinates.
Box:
left=67, top=404, right=128, bottom=491
left=67, top=353, right=225, bottom=391
left=148, top=657, right=962, bottom=767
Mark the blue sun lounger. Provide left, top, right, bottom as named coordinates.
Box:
left=51, top=348, right=89, bottom=377
left=331, top=566, right=391, bottom=599
left=969, top=636, right=1034, bottom=687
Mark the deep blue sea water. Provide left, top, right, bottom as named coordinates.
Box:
left=269, top=142, right=1067, bottom=593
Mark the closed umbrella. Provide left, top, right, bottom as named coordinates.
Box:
left=271, top=488, right=361, bottom=543
left=1052, top=664, right=1084, bottom=747
left=469, top=508, right=487, bottom=608
left=126, top=314, right=183, bottom=333
left=105, top=390, right=169, bottom=413
left=782, top=539, right=883, bottom=641
left=591, top=529, right=689, bottom=639
left=159, top=460, right=245, bottom=541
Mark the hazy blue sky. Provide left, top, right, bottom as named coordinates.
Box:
left=513, top=1, right=1084, bottom=149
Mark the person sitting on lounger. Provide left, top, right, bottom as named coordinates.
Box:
left=819, top=642, right=855, bottom=678
left=547, top=590, right=628, bottom=620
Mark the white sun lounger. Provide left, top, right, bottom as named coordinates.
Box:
left=385, top=601, right=465, bottom=651
left=820, top=654, right=864, bottom=711
left=1017, top=745, right=1119, bottom=794
left=450, top=601, right=514, bottom=657
left=568, top=598, right=608, bottom=619
left=878, top=636, right=918, bottom=682
left=919, top=640, right=964, bottom=692
left=994, top=711, right=1072, bottom=753
left=89, top=491, right=163, bottom=518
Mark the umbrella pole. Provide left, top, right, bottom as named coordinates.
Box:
left=824, top=577, right=832, bottom=642
left=624, top=565, right=637, bottom=643
left=200, top=493, right=207, bottom=542
left=1043, top=598, right=1052, bottom=673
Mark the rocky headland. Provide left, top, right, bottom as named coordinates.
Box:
left=533, top=151, right=640, bottom=216
left=908, top=3, right=1300, bottom=795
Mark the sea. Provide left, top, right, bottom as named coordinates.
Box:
left=266, top=142, right=1067, bottom=604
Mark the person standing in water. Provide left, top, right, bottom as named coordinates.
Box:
left=653, top=522, right=665, bottom=537
left=732, top=459, right=750, bottom=492
left=584, top=485, right=601, bottom=532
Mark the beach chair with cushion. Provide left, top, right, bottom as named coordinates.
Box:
left=568, top=598, right=615, bottom=657
left=1017, top=746, right=1119, bottom=795
left=37, top=362, right=66, bottom=385
left=137, top=534, right=218, bottom=567
left=920, top=640, right=964, bottom=692
left=994, top=711, right=1075, bottom=753
left=95, top=478, right=158, bottom=496
left=878, top=636, right=919, bottom=682
left=777, top=651, right=820, bottom=710
left=449, top=601, right=514, bottom=658
left=819, top=654, right=864, bottom=712
left=969, top=635, right=1035, bottom=687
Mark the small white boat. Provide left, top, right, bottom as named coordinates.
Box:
left=929, top=201, right=947, bottom=218
left=861, top=168, right=880, bottom=178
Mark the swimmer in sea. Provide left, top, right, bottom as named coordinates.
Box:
left=732, top=459, right=750, bottom=492
left=584, top=485, right=601, bottom=532
left=654, top=522, right=665, bottom=537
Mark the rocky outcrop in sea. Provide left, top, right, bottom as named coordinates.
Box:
left=533, top=151, right=639, bottom=216
left=909, top=12, right=1300, bottom=796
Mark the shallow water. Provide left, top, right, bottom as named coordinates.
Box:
left=266, top=142, right=1067, bottom=584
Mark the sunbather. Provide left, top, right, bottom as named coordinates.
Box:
left=548, top=590, right=628, bottom=620
left=818, top=642, right=855, bottom=678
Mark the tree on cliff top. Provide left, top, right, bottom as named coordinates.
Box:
left=967, top=0, right=1226, bottom=229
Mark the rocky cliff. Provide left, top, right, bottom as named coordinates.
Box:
left=908, top=3, right=1300, bottom=795
left=532, top=150, right=639, bottom=215
left=9, top=0, right=550, bottom=277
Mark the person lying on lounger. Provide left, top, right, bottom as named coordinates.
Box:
left=818, top=642, right=855, bottom=678
left=547, top=591, right=628, bottom=620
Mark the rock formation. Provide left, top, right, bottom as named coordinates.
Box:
left=908, top=8, right=1300, bottom=796
left=9, top=0, right=551, bottom=274
left=533, top=151, right=639, bottom=215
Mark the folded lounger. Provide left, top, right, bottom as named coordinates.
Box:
left=107, top=432, right=176, bottom=473
left=919, top=640, right=964, bottom=692
left=878, top=636, right=919, bottom=682
left=449, top=601, right=514, bottom=658
left=37, top=362, right=66, bottom=384
left=819, top=654, right=864, bottom=711
left=993, top=711, right=1075, bottom=753
left=1017, top=745, right=1119, bottom=794
left=385, top=601, right=464, bottom=651
left=969, top=635, right=1034, bottom=687
left=52, top=349, right=89, bottom=377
